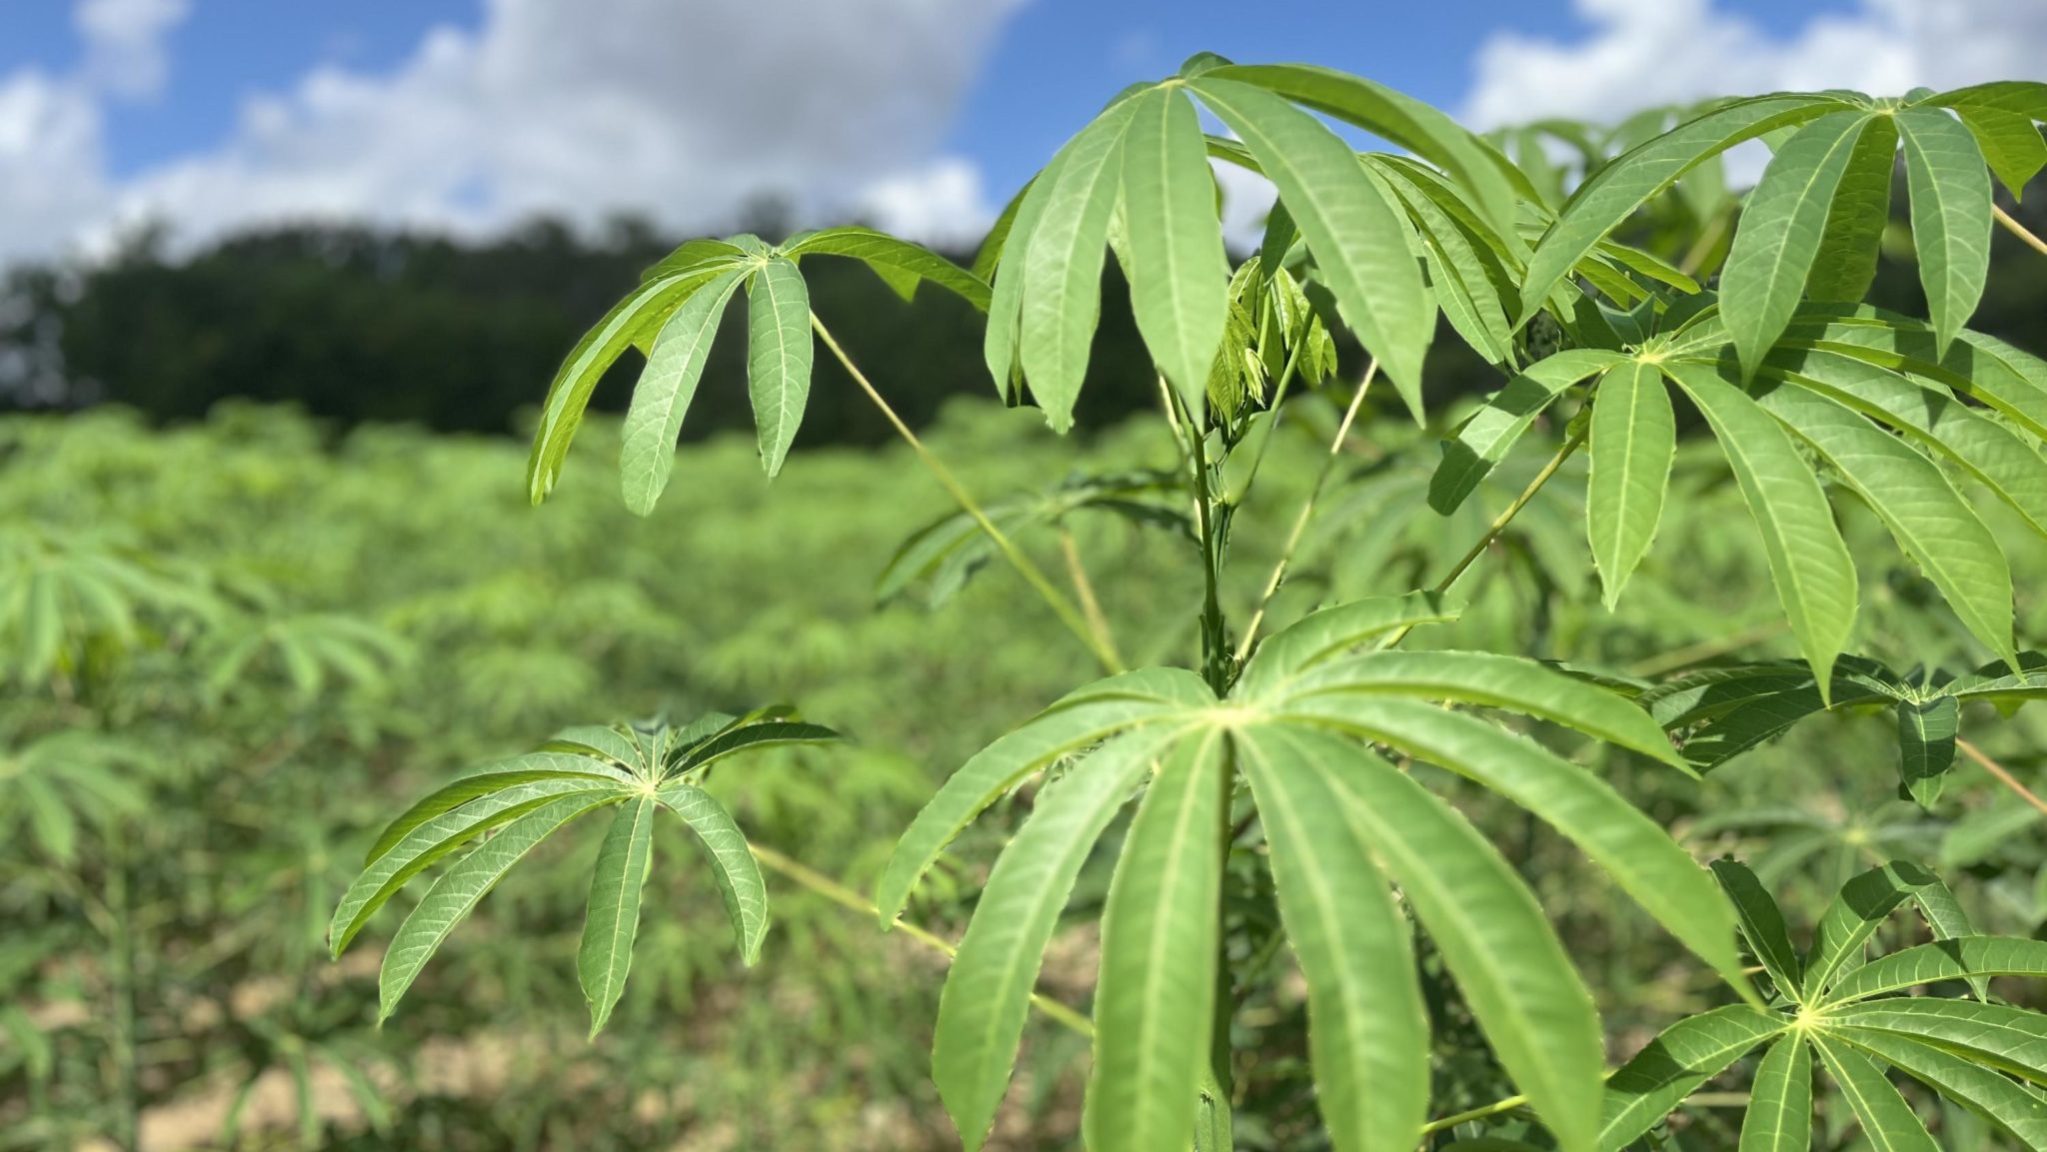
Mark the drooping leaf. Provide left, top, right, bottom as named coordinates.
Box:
left=1085, top=729, right=1228, bottom=1152
left=1722, top=111, right=1875, bottom=377
left=1898, top=695, right=1961, bottom=809
left=379, top=793, right=614, bottom=1020
left=578, top=796, right=656, bottom=1036
left=1896, top=108, right=1993, bottom=353
left=745, top=256, right=815, bottom=478
left=1586, top=358, right=1676, bottom=607
left=1119, top=85, right=1229, bottom=421
left=784, top=227, right=991, bottom=310
left=1747, top=376, right=2014, bottom=665
left=875, top=668, right=1214, bottom=924
left=1807, top=114, right=1900, bottom=302
left=1522, top=95, right=1843, bottom=321
left=1312, top=730, right=1603, bottom=1152
left=934, top=726, right=1179, bottom=1151
left=1018, top=98, right=1140, bottom=431
left=619, top=267, right=748, bottom=514
left=1236, top=726, right=1427, bottom=1152
left=1189, top=76, right=1434, bottom=417
left=1664, top=361, right=1858, bottom=693
left=656, top=782, right=770, bottom=964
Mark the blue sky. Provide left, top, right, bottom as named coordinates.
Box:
left=0, top=0, right=2035, bottom=261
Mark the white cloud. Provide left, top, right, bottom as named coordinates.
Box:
left=0, top=0, right=1026, bottom=263
left=77, top=0, right=190, bottom=99
left=1465, top=0, right=2047, bottom=130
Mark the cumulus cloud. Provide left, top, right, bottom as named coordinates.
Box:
left=0, top=0, right=1025, bottom=263
left=1465, top=0, right=2047, bottom=129
left=77, top=0, right=189, bottom=99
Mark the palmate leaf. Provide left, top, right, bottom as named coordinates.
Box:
left=333, top=711, right=835, bottom=1032
left=1643, top=653, right=2046, bottom=806
left=1896, top=107, right=1993, bottom=354
left=1119, top=84, right=1230, bottom=419
left=1604, top=863, right=2047, bottom=1151
left=885, top=597, right=1747, bottom=1152
left=530, top=233, right=984, bottom=507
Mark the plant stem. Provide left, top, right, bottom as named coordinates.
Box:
left=1059, top=528, right=1121, bottom=668
left=1235, top=359, right=1379, bottom=665
left=746, top=842, right=1095, bottom=1038
left=1382, top=424, right=1589, bottom=650
left=810, top=313, right=1124, bottom=675
left=1994, top=203, right=2047, bottom=259
left=1956, top=738, right=2047, bottom=818
left=1421, top=1090, right=1529, bottom=1135
left=1185, top=404, right=1233, bottom=694
left=1625, top=619, right=1786, bottom=678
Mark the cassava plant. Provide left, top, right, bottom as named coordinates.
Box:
left=334, top=55, right=2047, bottom=1151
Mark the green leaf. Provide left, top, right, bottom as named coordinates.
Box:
left=527, top=266, right=731, bottom=504
left=1953, top=103, right=2047, bottom=200
left=1119, top=85, right=1229, bottom=421
left=618, top=267, right=748, bottom=514
left=1281, top=696, right=1743, bottom=994
left=1234, top=591, right=1458, bottom=700
left=578, top=795, right=655, bottom=1037
left=1722, top=111, right=1876, bottom=377
left=1309, top=728, right=1603, bottom=1152
left=1832, top=999, right=2047, bottom=1085
left=364, top=753, right=636, bottom=865
left=1898, top=695, right=1960, bottom=809
left=1598, top=1005, right=1787, bottom=1151
left=1812, top=1033, right=1941, bottom=1152
left=1522, top=95, right=1841, bottom=321
left=674, top=718, right=838, bottom=775
left=1587, top=358, right=1676, bottom=608
left=745, top=256, right=814, bottom=478
left=1826, top=937, right=2047, bottom=1003
left=1760, top=346, right=2047, bottom=539
left=1747, top=377, right=2013, bottom=665
left=1837, top=1028, right=2047, bottom=1150
left=934, top=726, right=1179, bottom=1151
left=1280, top=649, right=1684, bottom=767
left=1664, top=360, right=1857, bottom=693
left=1085, top=728, right=1228, bottom=1152
left=1430, top=350, right=1622, bottom=514
left=874, top=667, right=1212, bottom=924
left=333, top=776, right=625, bottom=957
left=1209, top=63, right=1526, bottom=241
left=1804, top=860, right=1940, bottom=999
left=1896, top=109, right=1993, bottom=353
left=783, top=226, right=991, bottom=310
left=1189, top=76, right=1433, bottom=418
left=1807, top=115, right=1900, bottom=302
left=1711, top=859, right=1804, bottom=1000
left=1236, top=726, right=1427, bottom=1152
left=379, top=793, right=612, bottom=1021
left=1018, top=98, right=1139, bottom=431
left=656, top=782, right=769, bottom=964
left=1739, top=1036, right=1813, bottom=1152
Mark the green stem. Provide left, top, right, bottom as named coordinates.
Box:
left=1171, top=383, right=1239, bottom=1151
left=1993, top=203, right=2047, bottom=260
left=810, top=313, right=1124, bottom=675
left=1382, top=424, right=1588, bottom=650
left=1235, top=359, right=1378, bottom=665
left=747, top=843, right=1095, bottom=1038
